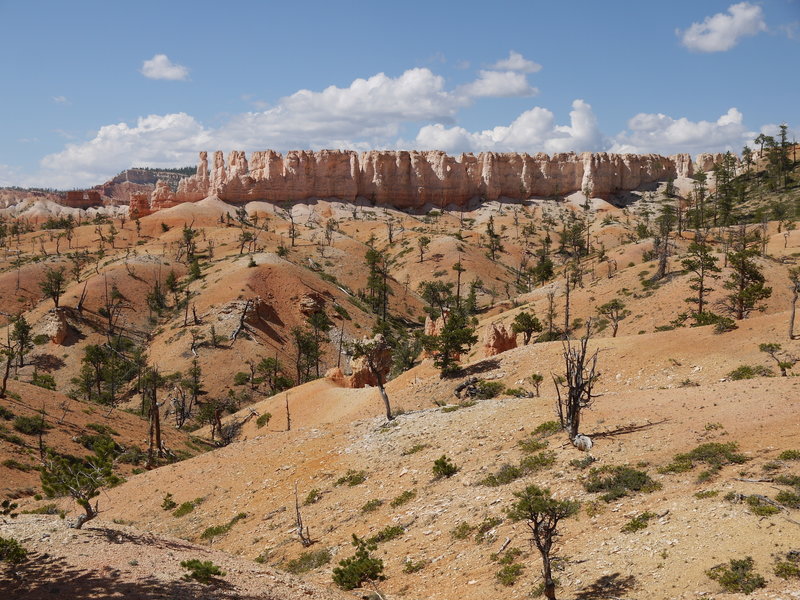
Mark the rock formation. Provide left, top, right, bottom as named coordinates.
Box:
left=140, top=150, right=705, bottom=213
left=37, top=308, right=70, bottom=345
left=482, top=322, right=517, bottom=357
left=325, top=334, right=392, bottom=389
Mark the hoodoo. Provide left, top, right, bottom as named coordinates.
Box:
left=142, top=149, right=696, bottom=212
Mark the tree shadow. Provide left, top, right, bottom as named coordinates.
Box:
left=575, top=572, right=637, bottom=599
left=587, top=419, right=668, bottom=440
left=30, top=353, right=67, bottom=372
left=454, top=358, right=501, bottom=377
left=2, top=550, right=248, bottom=600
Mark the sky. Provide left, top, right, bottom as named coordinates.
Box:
left=0, top=0, right=798, bottom=189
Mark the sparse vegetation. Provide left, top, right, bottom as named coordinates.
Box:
left=180, top=559, right=226, bottom=584
left=284, top=548, right=331, bottom=574
left=706, top=556, right=766, bottom=594
left=584, top=465, right=661, bottom=502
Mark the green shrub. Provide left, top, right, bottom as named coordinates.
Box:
left=161, top=493, right=177, bottom=511
left=480, top=463, right=523, bottom=487
left=30, top=372, right=56, bottom=390
left=180, top=559, right=225, bottom=584
left=390, top=489, right=416, bottom=508
left=532, top=421, right=561, bottom=437
left=774, top=560, right=800, bottom=579
left=284, top=548, right=331, bottom=574
left=778, top=449, right=800, bottom=461
left=706, top=557, right=766, bottom=594
left=361, top=499, right=383, bottom=513
left=0, top=536, right=28, bottom=569
left=331, top=535, right=385, bottom=590
left=504, top=387, right=529, bottom=398
left=474, top=380, right=504, bottom=399
left=621, top=511, right=656, bottom=533
left=745, top=496, right=780, bottom=516
left=694, top=490, right=719, bottom=499
left=491, top=548, right=523, bottom=564
left=519, top=451, right=556, bottom=473
left=20, top=503, right=65, bottom=518
left=474, top=516, right=503, bottom=543
left=173, top=497, right=204, bottom=518
left=584, top=465, right=661, bottom=502
left=451, top=521, right=474, bottom=540
left=775, top=490, right=800, bottom=509
left=33, top=334, right=50, bottom=345
left=256, top=412, right=272, bottom=428
left=304, top=489, right=320, bottom=505
left=727, top=364, right=774, bottom=380
left=335, top=470, right=366, bottom=487
left=569, top=455, right=597, bottom=469
left=0, top=406, right=14, bottom=420
left=233, top=372, right=249, bottom=386
left=2, top=459, right=33, bottom=471
left=367, top=525, right=404, bottom=544
left=660, top=442, right=747, bottom=474
left=776, top=475, right=800, bottom=489
left=86, top=423, right=118, bottom=436
left=200, top=513, right=247, bottom=540
left=403, top=558, right=428, bottom=573
left=517, top=437, right=549, bottom=454
left=401, top=443, right=429, bottom=456
left=13, top=414, right=50, bottom=435
left=495, top=563, right=524, bottom=586
left=432, top=455, right=458, bottom=479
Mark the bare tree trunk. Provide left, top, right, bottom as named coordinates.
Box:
left=294, top=482, right=312, bottom=547
left=285, top=393, right=291, bottom=431
left=375, top=370, right=393, bottom=421
left=0, top=352, right=11, bottom=398
left=790, top=288, right=798, bottom=340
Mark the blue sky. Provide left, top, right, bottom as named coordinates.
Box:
left=0, top=0, right=798, bottom=189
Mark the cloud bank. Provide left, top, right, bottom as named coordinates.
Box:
left=678, top=2, right=767, bottom=52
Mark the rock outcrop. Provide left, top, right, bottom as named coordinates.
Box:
left=325, top=334, right=392, bottom=389
left=37, top=308, right=70, bottom=345
left=482, top=322, right=517, bottom=357
left=140, top=150, right=705, bottom=213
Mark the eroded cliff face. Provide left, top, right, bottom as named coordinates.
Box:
left=147, top=149, right=697, bottom=211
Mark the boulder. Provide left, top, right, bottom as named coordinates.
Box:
left=482, top=322, right=517, bottom=357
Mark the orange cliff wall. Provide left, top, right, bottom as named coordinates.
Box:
left=143, top=149, right=698, bottom=212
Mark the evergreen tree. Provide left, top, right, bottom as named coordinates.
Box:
left=722, top=225, right=772, bottom=320
left=681, top=236, right=720, bottom=318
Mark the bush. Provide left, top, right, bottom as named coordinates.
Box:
left=775, top=490, right=800, bottom=509
left=519, top=451, right=556, bottom=472
left=0, top=536, right=28, bottom=569
left=401, top=443, right=429, bottom=456
left=361, top=499, right=383, bottom=513
left=451, top=521, right=474, bottom=540
left=517, top=437, right=549, bottom=454
left=474, top=380, right=504, bottom=399
left=532, top=421, right=561, bottom=437
left=335, top=470, right=366, bottom=487
left=432, top=455, right=458, bottom=479
left=256, top=412, right=272, bottom=428
left=495, top=563, right=524, bottom=586
left=474, top=516, right=503, bottom=544
left=331, top=535, right=385, bottom=590
left=161, top=493, right=177, bottom=511
left=200, top=513, right=246, bottom=540
left=13, top=415, right=50, bottom=435
left=584, top=465, right=661, bottom=502
left=173, top=497, right=204, bottom=518
left=304, top=489, right=320, bottom=505
left=390, top=489, right=416, bottom=508
left=0, top=406, right=14, bottom=420
left=569, top=455, right=597, bottom=469
left=480, top=463, right=523, bottom=487
left=621, top=511, right=656, bottom=533
left=284, top=548, right=331, bottom=574
left=180, top=559, right=225, bottom=584
left=745, top=495, right=780, bottom=516
left=233, top=372, right=249, bottom=386
left=30, top=372, right=56, bottom=390
left=727, top=364, right=774, bottom=380
left=778, top=449, right=800, bottom=461
left=403, top=558, right=428, bottom=573
left=774, top=560, right=800, bottom=579
left=706, top=557, right=766, bottom=594
left=660, top=442, right=748, bottom=475
left=367, top=525, right=404, bottom=544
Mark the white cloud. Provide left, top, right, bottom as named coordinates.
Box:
left=140, top=54, right=190, bottom=81
left=610, top=108, right=755, bottom=154
left=490, top=51, right=541, bottom=73
left=37, top=113, right=210, bottom=187
left=415, top=99, right=604, bottom=154
left=52, top=95, right=69, bottom=104
left=458, top=70, right=538, bottom=98
left=678, top=2, right=767, bottom=52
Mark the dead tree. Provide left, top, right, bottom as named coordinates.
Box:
left=294, top=482, right=313, bottom=547
left=552, top=322, right=600, bottom=451
left=790, top=267, right=800, bottom=340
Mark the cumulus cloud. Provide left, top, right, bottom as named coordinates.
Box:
left=37, top=113, right=210, bottom=187
left=610, top=108, right=755, bottom=154
left=415, top=99, right=605, bottom=154
left=140, top=54, right=190, bottom=81
left=678, top=2, right=767, bottom=52
left=458, top=70, right=538, bottom=98
left=490, top=50, right=541, bottom=73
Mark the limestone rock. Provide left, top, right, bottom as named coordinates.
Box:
left=298, top=292, right=326, bottom=316
left=38, top=308, right=70, bottom=345
left=147, top=149, right=693, bottom=211
left=482, top=322, right=517, bottom=357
